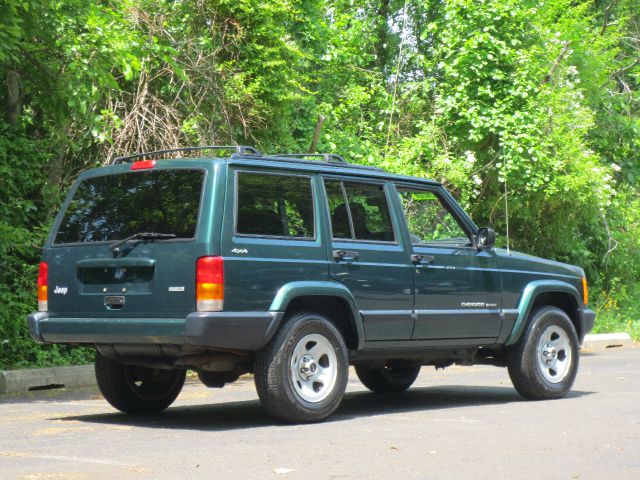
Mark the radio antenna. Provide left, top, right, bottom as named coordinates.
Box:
left=504, top=173, right=510, bottom=254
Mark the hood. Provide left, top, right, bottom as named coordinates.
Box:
left=493, top=248, right=584, bottom=279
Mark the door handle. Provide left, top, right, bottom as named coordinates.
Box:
left=411, top=253, right=434, bottom=265
left=333, top=250, right=360, bottom=261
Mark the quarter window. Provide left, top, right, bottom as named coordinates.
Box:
left=325, top=180, right=395, bottom=242
left=236, top=172, right=314, bottom=238
left=397, top=188, right=469, bottom=245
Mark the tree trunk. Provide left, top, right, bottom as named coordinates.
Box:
left=374, top=0, right=390, bottom=71
left=6, top=70, right=22, bottom=127
left=48, top=118, right=71, bottom=192
left=47, top=139, right=68, bottom=191
left=308, top=115, right=325, bottom=153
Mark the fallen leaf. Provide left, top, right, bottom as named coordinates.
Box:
left=274, top=468, right=296, bottom=474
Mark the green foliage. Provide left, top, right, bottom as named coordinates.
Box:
left=0, top=0, right=639, bottom=367
left=593, top=277, right=640, bottom=341
left=0, top=128, right=94, bottom=369
left=0, top=0, right=27, bottom=62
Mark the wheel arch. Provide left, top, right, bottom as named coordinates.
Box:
left=505, top=280, right=582, bottom=346
left=268, top=281, right=363, bottom=350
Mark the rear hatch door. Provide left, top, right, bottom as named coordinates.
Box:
left=45, top=164, right=212, bottom=318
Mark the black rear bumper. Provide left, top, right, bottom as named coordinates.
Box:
left=28, top=311, right=284, bottom=351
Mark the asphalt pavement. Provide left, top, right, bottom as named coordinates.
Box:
left=1, top=345, right=638, bottom=480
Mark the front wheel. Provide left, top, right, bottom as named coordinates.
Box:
left=95, top=351, right=186, bottom=414
left=355, top=361, right=421, bottom=393
left=254, top=312, right=349, bottom=423
left=507, top=306, right=579, bottom=400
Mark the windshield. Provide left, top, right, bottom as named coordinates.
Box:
left=54, top=169, right=205, bottom=245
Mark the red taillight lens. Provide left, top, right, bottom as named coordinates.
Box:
left=131, top=159, right=156, bottom=170
left=37, top=261, right=48, bottom=312
left=196, top=256, right=223, bottom=312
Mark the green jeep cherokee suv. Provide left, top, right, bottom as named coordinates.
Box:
left=28, top=146, right=596, bottom=422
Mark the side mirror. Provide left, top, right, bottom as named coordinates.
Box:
left=476, top=227, right=496, bottom=249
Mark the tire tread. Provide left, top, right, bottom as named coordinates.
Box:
left=95, top=352, right=185, bottom=414
left=507, top=306, right=579, bottom=400
left=355, top=363, right=420, bottom=393
left=254, top=312, right=348, bottom=423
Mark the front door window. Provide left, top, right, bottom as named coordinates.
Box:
left=397, top=189, right=470, bottom=246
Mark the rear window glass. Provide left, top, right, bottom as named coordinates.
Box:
left=54, top=169, right=204, bottom=244
left=236, top=172, right=314, bottom=238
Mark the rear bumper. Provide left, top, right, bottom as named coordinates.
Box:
left=28, top=311, right=284, bottom=351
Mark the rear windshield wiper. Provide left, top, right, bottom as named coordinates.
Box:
left=111, top=232, right=176, bottom=255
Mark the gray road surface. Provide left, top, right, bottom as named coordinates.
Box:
left=1, top=346, right=639, bottom=480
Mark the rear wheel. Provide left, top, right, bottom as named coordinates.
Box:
left=95, top=351, right=186, bottom=414
left=507, top=306, right=579, bottom=400
left=254, top=312, right=348, bottom=423
left=355, top=361, right=421, bottom=393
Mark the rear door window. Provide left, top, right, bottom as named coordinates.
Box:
left=55, top=169, right=205, bottom=244
left=235, top=172, right=315, bottom=238
left=324, top=179, right=395, bottom=242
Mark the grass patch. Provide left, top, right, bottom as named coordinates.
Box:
left=592, top=310, right=640, bottom=340
left=591, top=286, right=640, bottom=341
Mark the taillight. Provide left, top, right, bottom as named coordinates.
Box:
left=131, top=159, right=156, bottom=170
left=37, top=261, right=48, bottom=312
left=196, top=256, right=223, bottom=312
left=582, top=277, right=589, bottom=305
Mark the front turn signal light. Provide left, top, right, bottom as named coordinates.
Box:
left=582, top=277, right=589, bottom=306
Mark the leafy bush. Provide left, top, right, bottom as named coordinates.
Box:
left=0, top=128, right=94, bottom=368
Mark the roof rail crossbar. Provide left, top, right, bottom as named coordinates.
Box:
left=274, top=153, right=348, bottom=164
left=113, top=145, right=261, bottom=164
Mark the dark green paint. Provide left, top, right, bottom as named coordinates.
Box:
left=29, top=154, right=594, bottom=356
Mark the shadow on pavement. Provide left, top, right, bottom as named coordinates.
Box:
left=0, top=385, right=103, bottom=406
left=54, top=385, right=594, bottom=432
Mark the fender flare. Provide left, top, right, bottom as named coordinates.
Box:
left=505, top=280, right=581, bottom=346
left=268, top=281, right=364, bottom=349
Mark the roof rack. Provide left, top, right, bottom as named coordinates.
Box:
left=252, top=152, right=385, bottom=172
left=271, top=153, right=348, bottom=164
left=112, top=145, right=385, bottom=172
left=112, top=145, right=262, bottom=164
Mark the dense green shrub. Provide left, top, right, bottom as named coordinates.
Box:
left=0, top=128, right=94, bottom=368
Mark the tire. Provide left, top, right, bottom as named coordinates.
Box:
left=197, top=370, right=239, bottom=388
left=507, top=306, right=579, bottom=400
left=95, top=351, right=186, bottom=414
left=355, top=361, right=421, bottom=393
left=254, top=312, right=349, bottom=423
